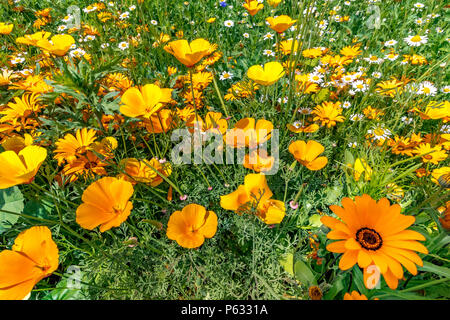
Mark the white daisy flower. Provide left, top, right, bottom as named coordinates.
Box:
left=263, top=49, right=275, bottom=56
left=101, top=43, right=110, bottom=49
left=384, top=39, right=397, bottom=47
left=372, top=71, right=382, bottom=79
left=342, top=101, right=351, bottom=109
left=364, top=55, right=384, bottom=64
left=349, top=114, right=364, bottom=121
left=119, top=12, right=129, bottom=20
left=219, top=71, right=233, bottom=80
left=263, top=33, right=274, bottom=40
left=441, top=85, right=450, bottom=94
left=224, top=20, right=234, bottom=27
left=118, top=41, right=129, bottom=50
left=243, top=33, right=250, bottom=38
left=57, top=25, right=67, bottom=32
left=417, top=81, right=437, bottom=96
left=384, top=53, right=399, bottom=61
left=404, top=34, right=428, bottom=47
left=308, top=72, right=324, bottom=84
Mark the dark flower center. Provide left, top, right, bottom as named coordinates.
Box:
left=356, top=227, right=382, bottom=250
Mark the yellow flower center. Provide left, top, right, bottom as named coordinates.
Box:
left=356, top=227, right=382, bottom=250
left=410, top=35, right=421, bottom=42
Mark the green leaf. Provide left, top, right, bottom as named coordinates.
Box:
left=0, top=186, right=24, bottom=233
left=324, top=185, right=343, bottom=204
left=308, top=214, right=322, bottom=228
left=294, top=259, right=316, bottom=286
left=323, top=274, right=345, bottom=300
left=42, top=271, right=87, bottom=300
left=279, top=252, right=294, bottom=277
left=312, top=89, right=330, bottom=104
left=419, top=261, right=450, bottom=279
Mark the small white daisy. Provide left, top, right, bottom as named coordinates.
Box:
left=349, top=114, right=364, bottom=121
left=219, top=71, right=233, bottom=81
left=119, top=12, right=130, bottom=20
left=224, top=20, right=234, bottom=27
left=342, top=101, right=351, bottom=109
left=243, top=33, right=250, bottom=38
left=384, top=39, right=398, bottom=47
left=404, top=34, right=428, bottom=47
left=417, top=81, right=437, bottom=96
left=263, top=32, right=274, bottom=40
left=441, top=85, right=450, bottom=94
left=118, top=41, right=129, bottom=50
left=263, top=49, right=275, bottom=56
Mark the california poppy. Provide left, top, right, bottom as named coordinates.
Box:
left=288, top=140, right=328, bottom=171
left=166, top=203, right=218, bottom=248
left=220, top=173, right=273, bottom=213
left=0, top=145, right=47, bottom=189
left=321, top=194, right=428, bottom=289
left=225, top=118, right=273, bottom=148
left=247, top=61, right=285, bottom=86
left=0, top=226, right=59, bottom=300
left=36, top=34, right=75, bottom=56
left=266, top=15, right=297, bottom=33
left=164, top=39, right=212, bottom=68
left=243, top=0, right=264, bottom=16
left=120, top=84, right=173, bottom=119
left=76, top=177, right=134, bottom=232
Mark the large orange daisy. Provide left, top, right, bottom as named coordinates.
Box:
left=321, top=194, right=428, bottom=289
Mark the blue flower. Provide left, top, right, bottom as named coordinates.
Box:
left=219, top=1, right=227, bottom=7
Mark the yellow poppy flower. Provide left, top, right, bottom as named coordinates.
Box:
left=0, top=145, right=47, bottom=189
left=247, top=61, right=285, bottom=86
left=266, top=15, right=297, bottom=33
left=120, top=84, right=173, bottom=119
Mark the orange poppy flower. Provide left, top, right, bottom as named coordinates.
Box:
left=118, top=158, right=172, bottom=187
left=321, top=194, right=428, bottom=290
left=0, top=145, right=47, bottom=189
left=225, top=118, right=273, bottom=148
left=243, top=0, right=264, bottom=16
left=164, top=39, right=212, bottom=68
left=243, top=149, right=274, bottom=173
left=120, top=84, right=173, bottom=119
left=144, top=109, right=175, bottom=133
left=220, top=173, right=273, bottom=213
left=0, top=226, right=59, bottom=300
left=266, top=15, right=297, bottom=33
left=247, top=61, right=285, bottom=86
left=343, top=291, right=368, bottom=300
left=288, top=140, right=328, bottom=171
left=166, top=203, right=218, bottom=248
left=76, top=177, right=134, bottom=232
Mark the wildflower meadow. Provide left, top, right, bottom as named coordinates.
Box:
left=0, top=0, right=449, bottom=302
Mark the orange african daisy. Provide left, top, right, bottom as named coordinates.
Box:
left=321, top=194, right=428, bottom=290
